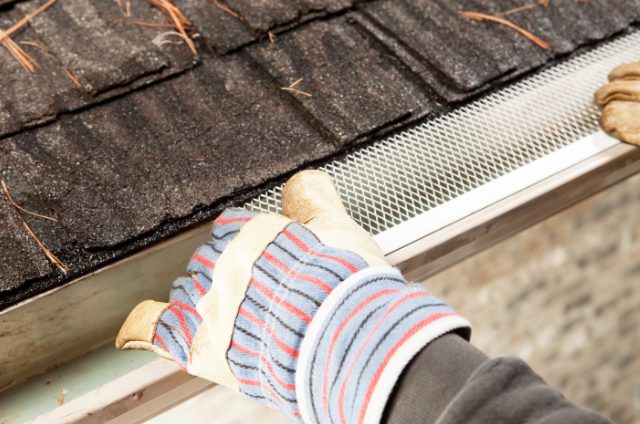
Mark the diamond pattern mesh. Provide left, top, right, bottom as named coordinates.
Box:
left=246, top=32, right=640, bottom=236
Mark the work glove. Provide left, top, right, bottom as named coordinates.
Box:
left=594, top=61, right=640, bottom=146
left=116, top=170, right=470, bottom=423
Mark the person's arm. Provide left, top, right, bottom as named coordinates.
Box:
left=116, top=170, right=611, bottom=424
left=385, top=334, right=611, bottom=424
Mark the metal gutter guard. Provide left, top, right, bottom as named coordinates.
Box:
left=1, top=31, right=639, bottom=423
left=245, top=30, right=640, bottom=258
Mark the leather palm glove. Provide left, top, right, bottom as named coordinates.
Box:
left=594, top=61, right=640, bottom=146
left=116, top=170, right=470, bottom=423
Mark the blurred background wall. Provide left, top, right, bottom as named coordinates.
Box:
left=425, top=172, right=640, bottom=424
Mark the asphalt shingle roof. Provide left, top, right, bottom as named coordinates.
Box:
left=0, top=0, right=638, bottom=309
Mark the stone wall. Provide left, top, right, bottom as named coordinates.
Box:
left=423, top=172, right=640, bottom=424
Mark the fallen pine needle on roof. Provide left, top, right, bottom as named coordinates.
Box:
left=1, top=34, right=38, bottom=72
left=64, top=68, right=82, bottom=88
left=114, top=0, right=131, bottom=17
left=127, top=19, right=179, bottom=29
left=0, top=0, right=57, bottom=43
left=1, top=180, right=57, bottom=222
left=497, top=3, right=536, bottom=17
left=213, top=0, right=243, bottom=20
left=20, top=39, right=48, bottom=52
left=0, top=0, right=57, bottom=73
left=20, top=40, right=82, bottom=88
left=268, top=31, right=276, bottom=44
left=459, top=10, right=550, bottom=50
left=149, top=0, right=197, bottom=54
left=282, top=77, right=312, bottom=97
left=22, top=220, right=68, bottom=274
left=2, top=180, right=68, bottom=274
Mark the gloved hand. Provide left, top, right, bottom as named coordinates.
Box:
left=594, top=61, right=640, bottom=146
left=116, top=170, right=470, bottom=423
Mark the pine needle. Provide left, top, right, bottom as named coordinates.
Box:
left=281, top=77, right=312, bottom=97
left=459, top=11, right=550, bottom=50
left=21, top=220, right=68, bottom=274
left=128, top=19, right=180, bottom=29
left=497, top=3, right=536, bottom=17
left=2, top=180, right=68, bottom=273
left=213, top=0, right=243, bottom=20
left=20, top=39, right=48, bottom=51
left=114, top=0, right=132, bottom=17
left=64, top=68, right=82, bottom=87
left=0, top=0, right=57, bottom=43
left=2, top=180, right=57, bottom=222
left=1, top=34, right=38, bottom=72
left=0, top=0, right=56, bottom=73
left=149, top=0, right=197, bottom=54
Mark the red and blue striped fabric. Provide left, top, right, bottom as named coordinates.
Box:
left=152, top=208, right=256, bottom=367
left=226, top=221, right=368, bottom=419
left=151, top=208, right=470, bottom=423
left=296, top=267, right=470, bottom=424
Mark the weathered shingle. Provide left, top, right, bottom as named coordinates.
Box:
left=16, top=0, right=167, bottom=94
left=0, top=53, right=336, bottom=288
left=0, top=0, right=198, bottom=138
left=360, top=0, right=522, bottom=93
left=1, top=0, right=638, bottom=309
left=175, top=0, right=357, bottom=53
left=249, top=17, right=435, bottom=146
left=0, top=178, right=53, bottom=292
left=358, top=0, right=640, bottom=100
left=0, top=9, right=83, bottom=136
left=174, top=0, right=255, bottom=54
left=223, top=0, right=352, bottom=32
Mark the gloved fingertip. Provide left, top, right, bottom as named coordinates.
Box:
left=281, top=170, right=347, bottom=224
left=116, top=300, right=169, bottom=349
left=608, top=61, right=640, bottom=81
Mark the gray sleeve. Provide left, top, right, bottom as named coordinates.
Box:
left=383, top=334, right=612, bottom=424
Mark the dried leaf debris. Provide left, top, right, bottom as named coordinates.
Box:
left=2, top=181, right=68, bottom=274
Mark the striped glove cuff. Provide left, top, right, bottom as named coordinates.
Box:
left=296, top=266, right=471, bottom=424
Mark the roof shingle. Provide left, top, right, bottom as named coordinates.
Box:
left=0, top=0, right=638, bottom=309
left=0, top=0, right=197, bottom=138
left=249, top=17, right=436, bottom=146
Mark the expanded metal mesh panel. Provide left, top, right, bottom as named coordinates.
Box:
left=246, top=32, right=640, bottom=235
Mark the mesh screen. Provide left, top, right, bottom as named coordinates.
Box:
left=246, top=32, right=640, bottom=235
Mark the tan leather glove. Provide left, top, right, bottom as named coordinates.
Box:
left=117, top=170, right=385, bottom=386
left=116, top=170, right=469, bottom=423
left=594, top=61, right=640, bottom=146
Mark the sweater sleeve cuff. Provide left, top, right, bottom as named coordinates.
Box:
left=296, top=266, right=471, bottom=424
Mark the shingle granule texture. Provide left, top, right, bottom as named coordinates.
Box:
left=0, top=0, right=638, bottom=309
